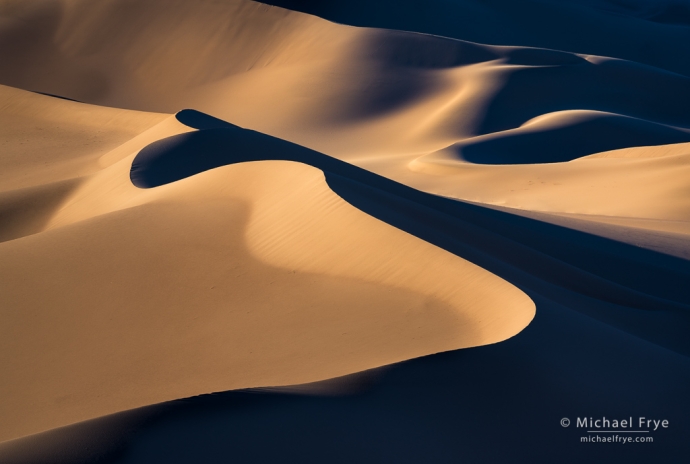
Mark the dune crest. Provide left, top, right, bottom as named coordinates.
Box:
left=0, top=97, right=534, bottom=442
left=1, top=1, right=689, bottom=461
left=2, top=0, right=689, bottom=227
left=2, top=0, right=689, bottom=158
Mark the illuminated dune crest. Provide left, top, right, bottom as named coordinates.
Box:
left=0, top=95, right=534, bottom=442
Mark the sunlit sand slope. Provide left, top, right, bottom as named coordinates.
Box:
left=0, top=84, right=168, bottom=242
left=2, top=0, right=689, bottom=226
left=1, top=0, right=689, bottom=461
left=0, top=93, right=534, bottom=442
left=1, top=0, right=689, bottom=159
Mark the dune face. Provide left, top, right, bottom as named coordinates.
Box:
left=2, top=0, right=690, bottom=158
left=0, top=84, right=166, bottom=192
left=0, top=84, right=167, bottom=243
left=2, top=0, right=690, bottom=224
left=0, top=92, right=534, bottom=442
left=1, top=0, right=689, bottom=463
left=262, top=0, right=690, bottom=76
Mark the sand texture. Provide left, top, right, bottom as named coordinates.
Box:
left=0, top=0, right=689, bottom=463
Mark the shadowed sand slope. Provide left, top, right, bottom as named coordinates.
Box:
left=1, top=112, right=689, bottom=463
left=260, top=0, right=690, bottom=76
left=0, top=103, right=534, bottom=442
left=2, top=0, right=690, bottom=228
left=3, top=300, right=689, bottom=464
left=1, top=0, right=690, bottom=160
left=419, top=110, right=690, bottom=165
left=1, top=0, right=690, bottom=462
left=129, top=116, right=690, bottom=342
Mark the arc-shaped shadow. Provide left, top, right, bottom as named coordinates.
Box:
left=5, top=109, right=689, bottom=463
left=473, top=57, right=690, bottom=138
left=451, top=112, right=690, bottom=164
left=131, top=110, right=690, bottom=356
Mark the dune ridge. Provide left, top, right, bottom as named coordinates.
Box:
left=2, top=0, right=689, bottom=158
left=0, top=92, right=534, bottom=442
left=128, top=117, right=690, bottom=358
left=260, top=0, right=690, bottom=76
left=2, top=105, right=689, bottom=462
left=2, top=0, right=690, bottom=226
left=0, top=0, right=689, bottom=462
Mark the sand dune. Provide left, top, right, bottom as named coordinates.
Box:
left=2, top=0, right=689, bottom=226
left=2, top=0, right=690, bottom=158
left=1, top=0, right=689, bottom=462
left=0, top=84, right=166, bottom=191
left=0, top=91, right=533, bottom=442
left=403, top=142, right=690, bottom=221
left=416, top=110, right=690, bottom=164
left=262, top=0, right=690, bottom=76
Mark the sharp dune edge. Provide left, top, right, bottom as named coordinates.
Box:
left=0, top=89, right=534, bottom=442
left=0, top=0, right=689, bottom=462
left=2, top=0, right=690, bottom=220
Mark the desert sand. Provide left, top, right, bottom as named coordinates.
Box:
left=0, top=87, right=534, bottom=442
left=0, top=0, right=689, bottom=463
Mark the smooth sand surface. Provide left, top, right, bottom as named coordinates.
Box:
left=0, top=90, right=534, bottom=442
left=2, top=0, right=690, bottom=157
left=0, top=84, right=168, bottom=243
left=0, top=0, right=689, bottom=462
left=2, top=0, right=689, bottom=224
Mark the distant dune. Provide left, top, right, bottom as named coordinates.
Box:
left=2, top=0, right=690, bottom=222
left=0, top=0, right=689, bottom=463
left=262, top=0, right=690, bottom=76
left=2, top=0, right=690, bottom=156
